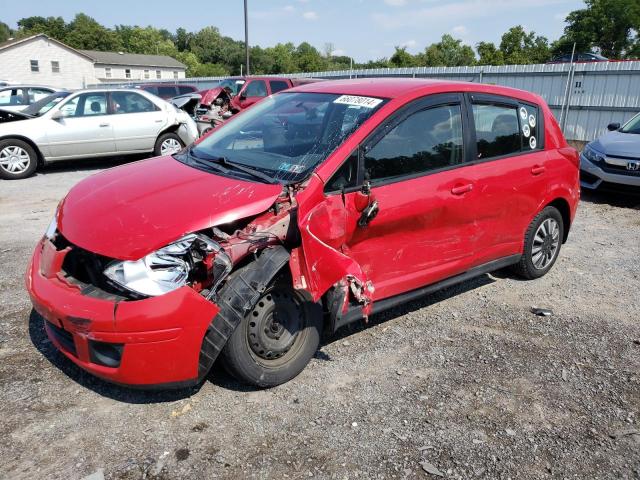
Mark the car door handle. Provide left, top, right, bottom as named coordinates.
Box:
left=99, top=123, right=110, bottom=127
left=154, top=119, right=163, bottom=123
left=451, top=183, right=473, bottom=195
left=531, top=165, right=546, bottom=175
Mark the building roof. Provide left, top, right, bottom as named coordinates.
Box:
left=80, top=50, right=186, bottom=69
left=0, top=34, right=185, bottom=70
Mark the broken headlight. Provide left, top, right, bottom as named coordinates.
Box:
left=103, top=233, right=227, bottom=297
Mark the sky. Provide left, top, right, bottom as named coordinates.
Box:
left=2, top=0, right=586, bottom=61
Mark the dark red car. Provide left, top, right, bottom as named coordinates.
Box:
left=26, top=79, right=579, bottom=389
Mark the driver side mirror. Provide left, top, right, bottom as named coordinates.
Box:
left=607, top=122, right=620, bottom=131
left=50, top=110, right=63, bottom=120
left=239, top=90, right=247, bottom=101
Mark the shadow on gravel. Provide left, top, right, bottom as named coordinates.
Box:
left=28, top=309, right=203, bottom=403
left=580, top=189, right=640, bottom=209
left=327, top=274, right=495, bottom=345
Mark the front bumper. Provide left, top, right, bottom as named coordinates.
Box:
left=25, top=238, right=219, bottom=388
left=580, top=154, right=640, bottom=190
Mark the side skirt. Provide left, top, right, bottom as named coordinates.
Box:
left=333, top=254, right=521, bottom=332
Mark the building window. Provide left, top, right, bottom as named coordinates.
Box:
left=144, top=69, right=150, bottom=79
left=30, top=60, right=39, bottom=72
left=51, top=61, right=60, bottom=73
left=105, top=67, right=112, bottom=78
left=156, top=70, right=161, bottom=79
left=173, top=71, right=178, bottom=79
left=125, top=69, right=131, bottom=79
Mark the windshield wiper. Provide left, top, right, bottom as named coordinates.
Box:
left=206, top=155, right=279, bottom=184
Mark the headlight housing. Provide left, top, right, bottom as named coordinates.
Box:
left=582, top=144, right=605, bottom=164
left=103, top=233, right=229, bottom=297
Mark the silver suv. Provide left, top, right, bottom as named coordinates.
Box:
left=580, top=113, right=640, bottom=191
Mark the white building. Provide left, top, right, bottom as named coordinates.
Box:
left=0, top=34, right=186, bottom=89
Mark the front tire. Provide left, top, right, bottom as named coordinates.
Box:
left=220, top=281, right=322, bottom=388
left=512, top=206, right=564, bottom=279
left=154, top=132, right=184, bottom=156
left=0, top=139, right=38, bottom=180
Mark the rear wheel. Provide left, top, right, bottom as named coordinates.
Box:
left=154, top=132, right=184, bottom=156
left=0, top=139, right=38, bottom=180
left=512, top=206, right=564, bottom=279
left=221, top=280, right=322, bottom=387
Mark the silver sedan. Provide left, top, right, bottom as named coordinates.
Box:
left=0, top=88, right=198, bottom=180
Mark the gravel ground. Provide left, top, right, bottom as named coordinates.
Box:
left=1, top=159, right=639, bottom=480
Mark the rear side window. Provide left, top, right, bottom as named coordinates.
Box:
left=178, top=86, right=195, bottom=95
left=269, top=80, right=289, bottom=94
left=365, top=104, right=464, bottom=183
left=472, top=104, right=520, bottom=159
left=158, top=86, right=177, bottom=98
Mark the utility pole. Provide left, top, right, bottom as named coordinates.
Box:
left=244, top=0, right=250, bottom=76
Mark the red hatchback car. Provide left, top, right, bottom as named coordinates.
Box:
left=26, top=79, right=579, bottom=389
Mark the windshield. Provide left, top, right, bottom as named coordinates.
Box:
left=182, top=92, right=387, bottom=184
left=217, top=78, right=246, bottom=96
left=22, top=91, right=70, bottom=117
left=620, top=113, right=640, bottom=134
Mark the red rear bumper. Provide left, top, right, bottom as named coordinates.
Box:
left=25, top=239, right=219, bottom=388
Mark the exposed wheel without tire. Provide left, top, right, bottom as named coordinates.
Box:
left=154, top=132, right=184, bottom=156
left=0, top=139, right=38, bottom=180
left=220, top=280, right=323, bottom=388
left=512, top=206, right=564, bottom=280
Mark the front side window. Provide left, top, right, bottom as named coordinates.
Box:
left=218, top=78, right=246, bottom=96
left=364, top=104, right=464, bottom=183
left=59, top=93, right=108, bottom=117
left=30, top=60, right=39, bottom=72
left=472, top=104, right=521, bottom=159
left=111, top=92, right=158, bottom=114
left=51, top=61, right=60, bottom=73
left=185, top=92, right=387, bottom=184
left=244, top=80, right=267, bottom=97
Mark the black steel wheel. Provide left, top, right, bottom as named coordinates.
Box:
left=220, top=280, right=322, bottom=387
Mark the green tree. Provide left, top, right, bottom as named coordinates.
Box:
left=0, top=21, right=12, bottom=42
left=420, top=34, right=476, bottom=66
left=553, top=0, right=640, bottom=58
left=117, top=26, right=177, bottom=56
left=65, top=14, right=122, bottom=50
left=499, top=26, right=550, bottom=64
left=476, top=41, right=505, bottom=65
left=389, top=46, right=417, bottom=67
left=16, top=16, right=67, bottom=41
left=191, top=62, right=228, bottom=77
left=189, top=26, right=223, bottom=64
left=174, top=27, right=192, bottom=52
left=294, top=42, right=325, bottom=72
left=265, top=43, right=297, bottom=73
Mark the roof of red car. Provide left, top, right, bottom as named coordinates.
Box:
left=289, top=77, right=541, bottom=104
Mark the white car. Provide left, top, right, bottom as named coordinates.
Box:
left=0, top=85, right=60, bottom=112
left=0, top=88, right=199, bottom=180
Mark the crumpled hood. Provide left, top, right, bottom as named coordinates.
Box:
left=592, top=130, right=640, bottom=158
left=58, top=156, right=282, bottom=260
left=200, top=87, right=225, bottom=106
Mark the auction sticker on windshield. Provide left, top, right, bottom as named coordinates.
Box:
left=334, top=95, right=383, bottom=108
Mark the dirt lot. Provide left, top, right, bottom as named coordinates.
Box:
left=1, top=159, right=639, bottom=480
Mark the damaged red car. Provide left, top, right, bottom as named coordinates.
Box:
left=26, top=79, right=579, bottom=389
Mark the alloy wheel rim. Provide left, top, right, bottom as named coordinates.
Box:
left=531, top=218, right=560, bottom=270
left=0, top=146, right=30, bottom=174
left=160, top=138, right=182, bottom=155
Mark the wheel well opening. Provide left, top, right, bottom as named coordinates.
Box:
left=547, top=198, right=571, bottom=243
left=0, top=135, right=45, bottom=167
